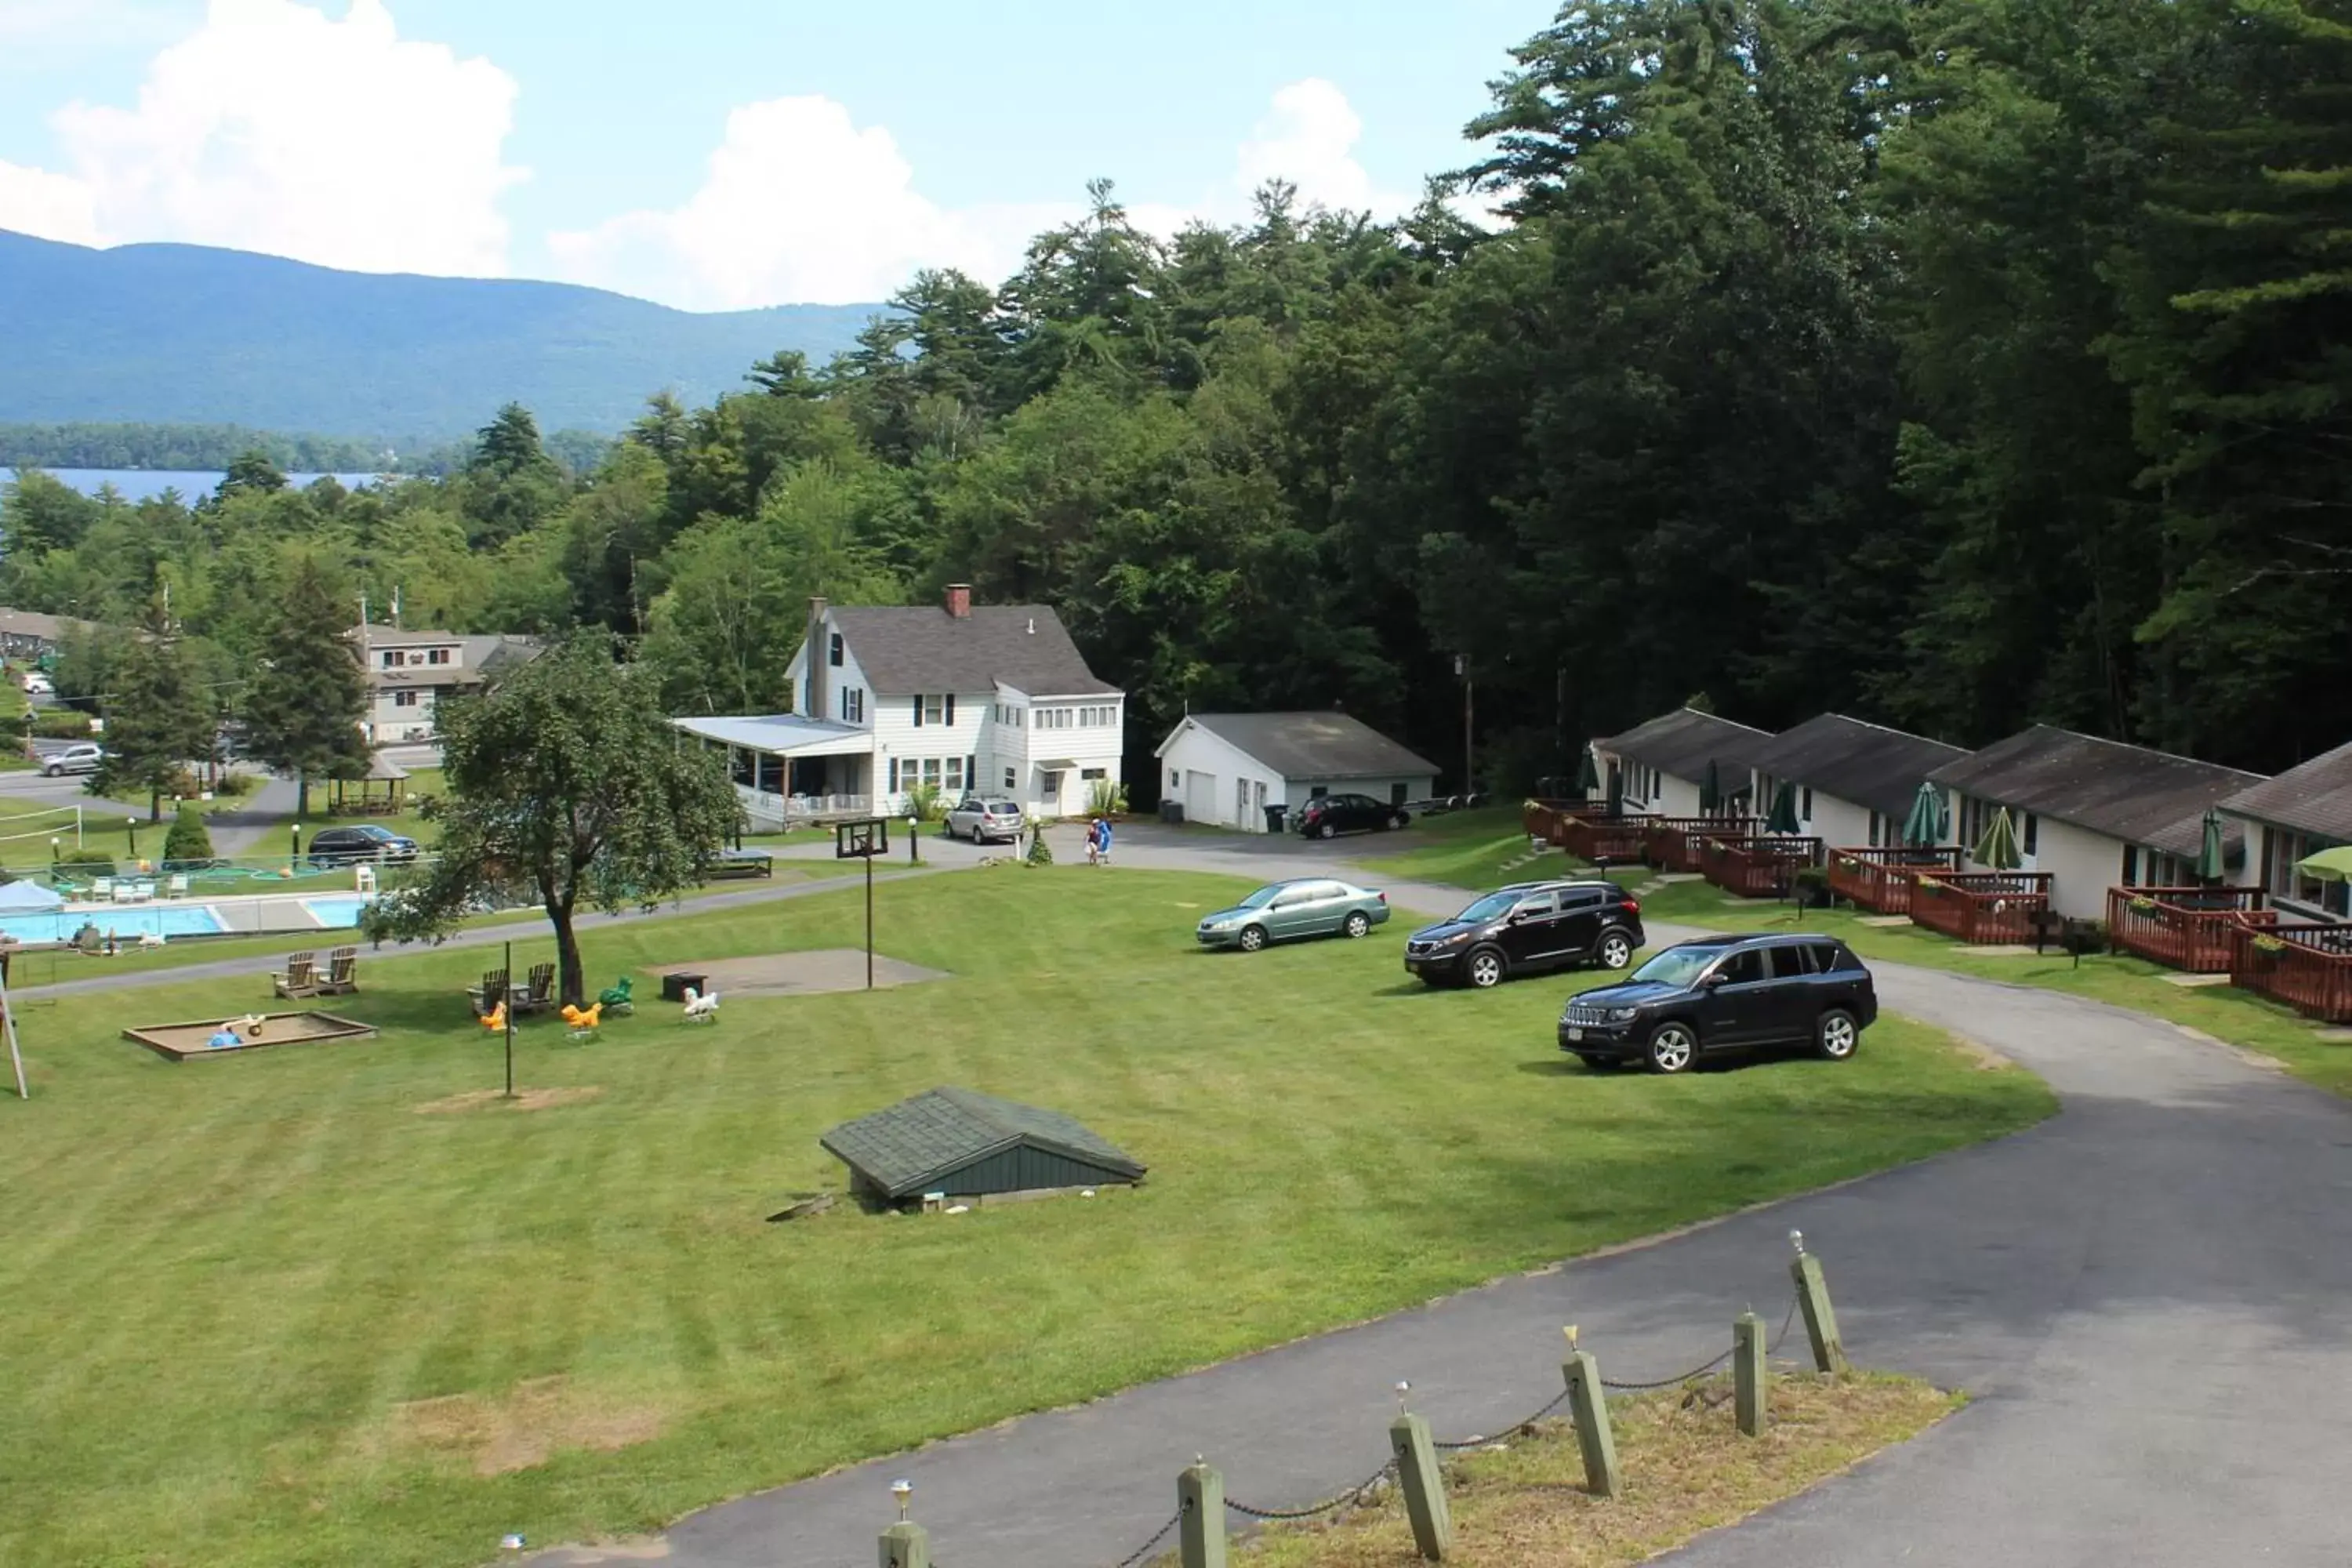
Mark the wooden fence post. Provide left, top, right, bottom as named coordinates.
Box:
left=1789, top=1232, right=1849, bottom=1374
left=1733, top=1311, right=1767, bottom=1436
left=878, top=1479, right=928, bottom=1568
left=1561, top=1338, right=1621, bottom=1499
left=1179, top=1457, right=1227, bottom=1568
left=1389, top=1403, right=1453, bottom=1560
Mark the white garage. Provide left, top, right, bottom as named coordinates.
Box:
left=1154, top=712, right=1441, bottom=833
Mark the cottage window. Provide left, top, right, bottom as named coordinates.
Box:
left=1082, top=768, right=1106, bottom=781
left=1802, top=786, right=1813, bottom=820
left=2022, top=813, right=2038, bottom=855
left=381, top=650, right=402, bottom=668
left=829, top=632, right=844, bottom=668
left=921, top=759, right=941, bottom=786
left=945, top=757, right=964, bottom=791
left=838, top=688, right=863, bottom=724
left=426, top=648, right=450, bottom=666
left=916, top=695, right=944, bottom=727
left=393, top=691, right=419, bottom=708
left=1004, top=766, right=1017, bottom=789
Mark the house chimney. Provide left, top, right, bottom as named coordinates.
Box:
left=945, top=583, right=972, bottom=619
left=804, top=596, right=828, bottom=720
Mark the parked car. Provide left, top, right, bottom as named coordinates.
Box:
left=945, top=796, right=1025, bottom=843
left=1558, top=933, right=1879, bottom=1074
left=305, top=824, right=419, bottom=867
left=1196, top=878, right=1392, bottom=952
left=21, top=672, right=53, bottom=696
left=1403, top=880, right=1645, bottom=989
left=40, top=742, right=103, bottom=777
left=1294, top=793, right=1410, bottom=838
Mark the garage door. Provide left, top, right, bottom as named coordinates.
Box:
left=1185, top=770, right=1218, bottom=826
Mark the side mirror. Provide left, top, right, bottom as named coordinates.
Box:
left=1699, top=971, right=1726, bottom=988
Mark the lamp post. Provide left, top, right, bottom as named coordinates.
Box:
left=908, top=814, right=920, bottom=865
left=291, top=821, right=303, bottom=868
left=125, top=816, right=138, bottom=861
left=49, top=836, right=59, bottom=865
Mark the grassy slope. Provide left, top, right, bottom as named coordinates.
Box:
left=1354, top=808, right=1606, bottom=895
left=0, top=869, right=2053, bottom=1567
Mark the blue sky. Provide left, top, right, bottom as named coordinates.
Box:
left=0, top=0, right=1553, bottom=308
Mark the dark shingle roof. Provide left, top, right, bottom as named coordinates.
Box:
left=2223, top=739, right=2352, bottom=843
left=1601, top=709, right=1777, bottom=781
left=1163, top=712, right=1439, bottom=782
left=1745, top=714, right=1969, bottom=821
left=831, top=605, right=1116, bottom=697
left=819, top=1087, right=1144, bottom=1200
left=1930, top=725, right=2267, bottom=858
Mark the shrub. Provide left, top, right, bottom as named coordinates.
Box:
left=1087, top=777, right=1130, bottom=817
left=31, top=709, right=94, bottom=740
left=57, top=848, right=114, bottom=877
left=906, top=781, right=946, bottom=822
left=1792, top=866, right=1831, bottom=908
left=162, top=806, right=215, bottom=866
left=1024, top=829, right=1054, bottom=867
left=210, top=771, right=258, bottom=797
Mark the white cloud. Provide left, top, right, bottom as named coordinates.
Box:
left=0, top=0, right=524, bottom=275
left=551, top=78, right=1411, bottom=310
left=0, top=158, right=101, bottom=245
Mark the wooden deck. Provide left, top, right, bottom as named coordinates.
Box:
left=1561, top=811, right=1655, bottom=864
left=1643, top=815, right=1758, bottom=874
left=2107, top=886, right=2275, bottom=974
left=1827, top=846, right=1964, bottom=915
left=1699, top=836, right=1824, bottom=898
left=2230, top=922, right=2352, bottom=1023
left=1909, top=872, right=2054, bottom=946
left=1522, top=799, right=1602, bottom=846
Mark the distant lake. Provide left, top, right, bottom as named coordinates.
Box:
left=0, top=468, right=387, bottom=501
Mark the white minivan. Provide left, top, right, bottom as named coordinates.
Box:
left=21, top=673, right=53, bottom=696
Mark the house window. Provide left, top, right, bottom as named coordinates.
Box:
left=1082, top=768, right=1106, bottom=781
left=1004, top=767, right=1017, bottom=789
left=2267, top=827, right=2352, bottom=914
left=1868, top=811, right=1882, bottom=848
left=426, top=647, right=450, bottom=666
left=837, top=688, right=863, bottom=724
left=393, top=690, right=419, bottom=708
left=381, top=650, right=402, bottom=668
left=921, top=759, right=941, bottom=786
left=2022, top=813, right=2038, bottom=855
left=1801, top=786, right=1813, bottom=820
left=829, top=632, right=843, bottom=667
left=946, top=757, right=964, bottom=791
left=924, top=695, right=944, bottom=725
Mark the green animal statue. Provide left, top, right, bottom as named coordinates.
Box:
left=597, top=976, right=634, bottom=1014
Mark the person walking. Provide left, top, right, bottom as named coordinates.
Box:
left=1092, top=815, right=1113, bottom=866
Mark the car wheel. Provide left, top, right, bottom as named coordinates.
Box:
left=1465, top=946, right=1506, bottom=989
left=1646, top=1022, right=1697, bottom=1075
left=1816, top=1008, right=1860, bottom=1062
left=1595, top=930, right=1635, bottom=971
left=1318, top=821, right=1337, bottom=840
left=1238, top=924, right=1269, bottom=953
left=1390, top=811, right=1410, bottom=830
left=42, top=764, right=60, bottom=778
left=1342, top=910, right=1371, bottom=939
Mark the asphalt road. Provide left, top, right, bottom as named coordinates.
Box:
left=530, top=824, right=2352, bottom=1567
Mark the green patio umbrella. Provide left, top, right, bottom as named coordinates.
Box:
left=2294, top=845, right=2352, bottom=882
left=2195, top=808, right=2227, bottom=883
left=1699, top=760, right=1722, bottom=815
left=1574, top=746, right=1599, bottom=800
left=1765, top=779, right=1802, bottom=835
left=1973, top=806, right=2023, bottom=871
left=1901, top=781, right=1950, bottom=848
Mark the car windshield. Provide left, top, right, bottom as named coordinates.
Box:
left=1632, top=946, right=1729, bottom=988
left=1236, top=885, right=1287, bottom=909
left=354, top=826, right=394, bottom=840
left=1454, top=891, right=1519, bottom=924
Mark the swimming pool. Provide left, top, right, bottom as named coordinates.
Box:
left=302, top=895, right=376, bottom=927
left=0, top=906, right=228, bottom=946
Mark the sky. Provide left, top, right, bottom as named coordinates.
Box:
left=0, top=0, right=1554, bottom=311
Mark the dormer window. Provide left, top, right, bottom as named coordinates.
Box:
left=829, top=632, right=844, bottom=668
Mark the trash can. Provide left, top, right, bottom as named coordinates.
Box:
left=1263, top=803, right=1288, bottom=834
left=660, top=971, right=706, bottom=1004
left=1160, top=800, right=1185, bottom=826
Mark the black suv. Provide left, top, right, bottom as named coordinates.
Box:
left=1559, top=933, right=1878, bottom=1073
left=1404, top=880, right=1646, bottom=989
left=305, top=824, right=420, bottom=868
left=1294, top=793, right=1410, bottom=838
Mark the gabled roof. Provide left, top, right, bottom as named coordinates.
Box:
left=0, top=607, right=97, bottom=643
left=2222, top=739, right=2352, bottom=843
left=1930, top=724, right=2267, bottom=858
left=820, top=1087, right=1145, bottom=1200
left=829, top=605, right=1118, bottom=697
left=1600, top=709, right=1777, bottom=781
left=1157, top=712, right=1439, bottom=782
left=1745, top=714, right=1969, bottom=821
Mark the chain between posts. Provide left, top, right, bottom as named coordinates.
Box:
left=1223, top=1460, right=1396, bottom=1522
left=1109, top=1507, right=1183, bottom=1568
left=1432, top=1385, right=1572, bottom=1450
left=1600, top=1289, right=1803, bottom=1392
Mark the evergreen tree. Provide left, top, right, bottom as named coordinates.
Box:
left=93, top=594, right=215, bottom=820
left=241, top=557, right=369, bottom=816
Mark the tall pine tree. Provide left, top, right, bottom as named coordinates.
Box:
left=94, top=593, right=216, bottom=821
left=241, top=557, right=369, bottom=817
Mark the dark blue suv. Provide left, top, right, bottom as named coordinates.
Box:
left=1558, top=932, right=1878, bottom=1073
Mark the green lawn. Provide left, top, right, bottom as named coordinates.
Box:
left=0, top=868, right=2053, bottom=1567
left=1356, top=806, right=1634, bottom=895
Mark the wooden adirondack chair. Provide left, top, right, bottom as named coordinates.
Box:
left=315, top=947, right=359, bottom=996
left=466, top=969, right=511, bottom=1018
left=514, top=963, right=556, bottom=1015
left=272, top=952, right=320, bottom=999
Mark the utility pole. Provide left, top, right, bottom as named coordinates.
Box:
left=1456, top=654, right=1474, bottom=800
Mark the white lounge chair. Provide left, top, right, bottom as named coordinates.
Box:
left=166, top=873, right=189, bottom=898
left=93, top=877, right=114, bottom=901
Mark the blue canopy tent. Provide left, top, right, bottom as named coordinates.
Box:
left=0, top=880, right=65, bottom=915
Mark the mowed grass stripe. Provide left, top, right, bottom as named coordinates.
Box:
left=0, top=868, right=2051, bottom=1566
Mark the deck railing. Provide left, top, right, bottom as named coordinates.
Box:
left=2107, top=886, right=2276, bottom=974
left=1522, top=798, right=1602, bottom=846
left=1644, top=815, right=1759, bottom=874
left=1827, top=846, right=1965, bottom=915
left=1908, top=871, right=2053, bottom=946
left=2230, top=921, right=2352, bottom=1022
left=1561, top=810, right=1655, bottom=864
left=1699, top=836, right=1824, bottom=898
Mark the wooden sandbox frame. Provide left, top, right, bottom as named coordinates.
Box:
left=123, top=1011, right=378, bottom=1062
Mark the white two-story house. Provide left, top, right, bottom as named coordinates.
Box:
left=672, top=586, right=1126, bottom=828
left=357, top=624, right=542, bottom=746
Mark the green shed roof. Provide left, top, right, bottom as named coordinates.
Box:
left=820, top=1087, right=1145, bottom=1200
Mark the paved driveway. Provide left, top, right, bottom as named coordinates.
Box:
left=540, top=825, right=2352, bottom=1567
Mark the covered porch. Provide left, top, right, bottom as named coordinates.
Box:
left=671, top=714, right=875, bottom=832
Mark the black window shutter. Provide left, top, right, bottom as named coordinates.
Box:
left=946, top=694, right=956, bottom=726
left=967, top=753, right=976, bottom=786
left=887, top=758, right=898, bottom=791
left=912, top=695, right=923, bottom=728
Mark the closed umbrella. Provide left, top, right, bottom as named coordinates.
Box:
left=2195, top=808, right=2227, bottom=884
left=1765, top=780, right=1802, bottom=835
left=1699, top=760, right=1722, bottom=815
left=1973, top=807, right=2023, bottom=872
left=1901, top=781, right=1950, bottom=848
left=1575, top=746, right=1599, bottom=800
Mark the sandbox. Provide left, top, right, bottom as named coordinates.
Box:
left=648, top=949, right=949, bottom=998
left=123, top=1011, right=378, bottom=1062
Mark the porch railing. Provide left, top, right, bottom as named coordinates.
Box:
left=1562, top=810, right=1655, bottom=864
left=1827, top=846, right=1964, bottom=915
left=737, top=789, right=875, bottom=833
left=1909, top=871, right=2053, bottom=946
left=1644, top=815, right=1759, bottom=874
left=1523, top=797, right=1602, bottom=846
left=2107, top=886, right=2276, bottom=974
left=2229, top=922, right=2352, bottom=1022
left=1700, top=836, right=1824, bottom=898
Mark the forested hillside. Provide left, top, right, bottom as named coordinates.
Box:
left=5, top=0, right=2348, bottom=789
left=0, top=230, right=877, bottom=441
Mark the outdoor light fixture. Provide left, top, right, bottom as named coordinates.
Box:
left=1395, top=1380, right=1411, bottom=1412
left=1789, top=1228, right=1806, bottom=1256
left=891, top=1479, right=913, bottom=1520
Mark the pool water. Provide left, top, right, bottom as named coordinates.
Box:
left=303, top=896, right=375, bottom=927
left=0, top=906, right=227, bottom=945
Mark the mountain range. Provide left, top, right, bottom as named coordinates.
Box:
left=0, top=230, right=884, bottom=445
